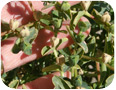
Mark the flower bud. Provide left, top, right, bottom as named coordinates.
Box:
left=50, top=36, right=60, bottom=48
left=20, top=27, right=30, bottom=37
left=9, top=19, right=19, bottom=30
left=81, top=1, right=91, bottom=11
left=101, top=11, right=111, bottom=23
left=102, top=53, right=112, bottom=64
left=56, top=55, right=65, bottom=65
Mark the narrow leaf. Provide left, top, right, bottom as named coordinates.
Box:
left=8, top=80, right=19, bottom=89
left=41, top=46, right=53, bottom=56
left=42, top=64, right=61, bottom=72
left=52, top=76, right=70, bottom=89
left=41, top=4, right=55, bottom=10
left=77, top=41, right=88, bottom=53
left=105, top=74, right=114, bottom=87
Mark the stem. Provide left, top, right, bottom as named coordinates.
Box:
left=60, top=71, right=64, bottom=77
left=66, top=26, right=78, bottom=48
left=82, top=55, right=114, bottom=71
left=1, top=30, right=12, bottom=37
left=74, top=68, right=77, bottom=78
left=71, top=10, right=77, bottom=14
left=71, top=67, right=74, bottom=78
left=82, top=55, right=100, bottom=62
left=106, top=64, right=114, bottom=71
left=84, top=11, right=94, bottom=19
left=1, top=22, right=34, bottom=37
left=96, top=62, right=100, bottom=83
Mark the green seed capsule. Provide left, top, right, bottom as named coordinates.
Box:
left=61, top=1, right=71, bottom=11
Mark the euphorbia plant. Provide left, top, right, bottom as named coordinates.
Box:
left=1, top=1, right=114, bottom=89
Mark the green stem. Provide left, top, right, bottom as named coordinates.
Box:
left=82, top=55, right=114, bottom=71
left=71, top=67, right=74, bottom=78
left=60, top=71, right=64, bottom=77
left=84, top=11, right=94, bottom=19
left=74, top=68, right=77, bottom=78
left=66, top=26, right=78, bottom=48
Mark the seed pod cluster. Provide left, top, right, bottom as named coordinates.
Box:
left=9, top=19, right=19, bottom=31
left=20, top=27, right=30, bottom=37
left=102, top=53, right=112, bottom=64
left=101, top=11, right=111, bottom=23
left=81, top=1, right=91, bottom=11
left=50, top=36, right=60, bottom=48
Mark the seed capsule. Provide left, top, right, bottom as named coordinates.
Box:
left=9, top=19, right=19, bottom=30
left=79, top=69, right=84, bottom=75
left=20, top=27, right=30, bottom=37
left=50, top=36, right=60, bottom=48
left=81, top=1, right=91, bottom=11
left=102, top=53, right=112, bottom=64
left=101, top=11, right=111, bottom=23
left=56, top=55, right=65, bottom=65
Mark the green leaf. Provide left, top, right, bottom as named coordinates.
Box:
left=53, top=18, right=62, bottom=29
left=59, top=30, right=68, bottom=34
left=21, top=42, right=32, bottom=55
left=12, top=38, right=21, bottom=54
left=56, top=38, right=68, bottom=48
left=69, top=55, right=79, bottom=66
left=40, top=19, right=50, bottom=25
left=52, top=10, right=59, bottom=17
left=71, top=11, right=85, bottom=30
left=78, top=21, right=91, bottom=32
left=24, top=27, right=38, bottom=43
left=61, top=1, right=71, bottom=11
left=52, top=76, right=70, bottom=89
left=105, top=74, right=114, bottom=87
left=62, top=64, right=70, bottom=72
left=41, top=3, right=54, bottom=10
left=81, top=81, right=91, bottom=89
left=73, top=75, right=82, bottom=87
left=91, top=9, right=102, bottom=24
left=22, top=84, right=27, bottom=89
left=1, top=20, right=10, bottom=32
left=63, top=10, right=71, bottom=20
left=76, top=32, right=86, bottom=43
left=41, top=46, right=53, bottom=56
left=42, top=64, right=61, bottom=72
left=8, top=80, right=19, bottom=89
left=44, top=26, right=54, bottom=32
left=77, top=41, right=88, bottom=53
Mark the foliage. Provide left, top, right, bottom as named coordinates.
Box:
left=1, top=1, right=114, bottom=89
